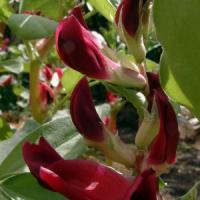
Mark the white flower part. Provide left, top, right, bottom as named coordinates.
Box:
left=51, top=72, right=60, bottom=88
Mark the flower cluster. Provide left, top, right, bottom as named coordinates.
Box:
left=36, top=65, right=63, bottom=111
left=23, top=3, right=179, bottom=200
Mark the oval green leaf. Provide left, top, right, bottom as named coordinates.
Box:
left=7, top=14, right=57, bottom=40
left=154, top=0, right=200, bottom=119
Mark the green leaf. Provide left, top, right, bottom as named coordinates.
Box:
left=104, top=83, right=146, bottom=119
left=176, top=182, right=200, bottom=200
left=0, top=173, right=66, bottom=200
left=0, top=59, right=23, bottom=74
left=7, top=14, right=57, bottom=40
left=0, top=118, right=13, bottom=141
left=0, top=117, right=85, bottom=177
left=88, top=0, right=116, bottom=22
left=61, top=68, right=83, bottom=94
left=20, top=0, right=60, bottom=20
left=146, top=58, right=159, bottom=72
left=0, top=0, right=13, bottom=23
left=153, top=0, right=200, bottom=119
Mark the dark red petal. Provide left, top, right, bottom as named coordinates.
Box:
left=1, top=38, right=9, bottom=51
left=55, top=67, right=63, bottom=79
left=22, top=137, right=63, bottom=178
left=121, top=0, right=140, bottom=36
left=70, top=6, right=88, bottom=29
left=70, top=77, right=105, bottom=142
left=0, top=75, right=13, bottom=87
left=40, top=159, right=132, bottom=200
left=125, top=169, right=157, bottom=200
left=56, top=15, right=109, bottom=79
left=106, top=91, right=118, bottom=104
left=40, top=82, right=55, bottom=106
left=148, top=91, right=179, bottom=165
left=114, top=2, right=123, bottom=25
left=42, top=66, right=53, bottom=81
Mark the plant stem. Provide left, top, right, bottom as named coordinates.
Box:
left=29, top=36, right=55, bottom=123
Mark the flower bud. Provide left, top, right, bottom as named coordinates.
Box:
left=115, top=0, right=151, bottom=63
left=70, top=77, right=137, bottom=167
left=146, top=73, right=179, bottom=166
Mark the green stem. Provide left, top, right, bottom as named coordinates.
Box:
left=29, top=60, right=45, bottom=123
left=29, top=36, right=55, bottom=123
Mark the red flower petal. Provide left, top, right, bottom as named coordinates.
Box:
left=70, top=77, right=105, bottom=142
left=0, top=75, right=13, bottom=87
left=127, top=169, right=157, bottom=200
left=40, top=82, right=55, bottom=106
left=146, top=73, right=179, bottom=165
left=55, top=67, right=63, bottom=79
left=115, top=0, right=141, bottom=37
left=40, top=159, right=132, bottom=200
left=23, top=137, right=158, bottom=200
left=70, top=6, right=88, bottom=29
left=22, top=137, right=62, bottom=178
left=42, top=66, right=53, bottom=81
left=56, top=15, right=109, bottom=79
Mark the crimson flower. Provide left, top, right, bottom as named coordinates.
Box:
left=0, top=75, right=13, bottom=87
left=114, top=0, right=151, bottom=63
left=115, top=0, right=143, bottom=37
left=0, top=38, right=9, bottom=51
left=39, top=82, right=55, bottom=109
left=42, top=66, right=53, bottom=81
left=23, top=137, right=157, bottom=200
left=70, top=77, right=105, bottom=142
left=70, top=77, right=136, bottom=167
left=146, top=73, right=179, bottom=165
left=56, top=7, right=146, bottom=89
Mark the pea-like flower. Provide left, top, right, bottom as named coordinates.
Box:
left=23, top=137, right=158, bottom=200
left=70, top=77, right=136, bottom=167
left=56, top=7, right=146, bottom=89
left=39, top=82, right=55, bottom=110
left=115, top=0, right=152, bottom=63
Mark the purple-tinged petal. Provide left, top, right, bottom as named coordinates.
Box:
left=70, top=77, right=105, bottom=142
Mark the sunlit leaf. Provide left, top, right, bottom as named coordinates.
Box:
left=0, top=173, right=66, bottom=200
left=61, top=68, right=83, bottom=94
left=88, top=0, right=116, bottom=22
left=0, top=117, right=85, bottom=177
left=20, top=0, right=60, bottom=20
left=7, top=14, right=57, bottom=40
left=154, top=0, right=200, bottom=119
left=0, top=0, right=13, bottom=22
left=0, top=117, right=13, bottom=141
